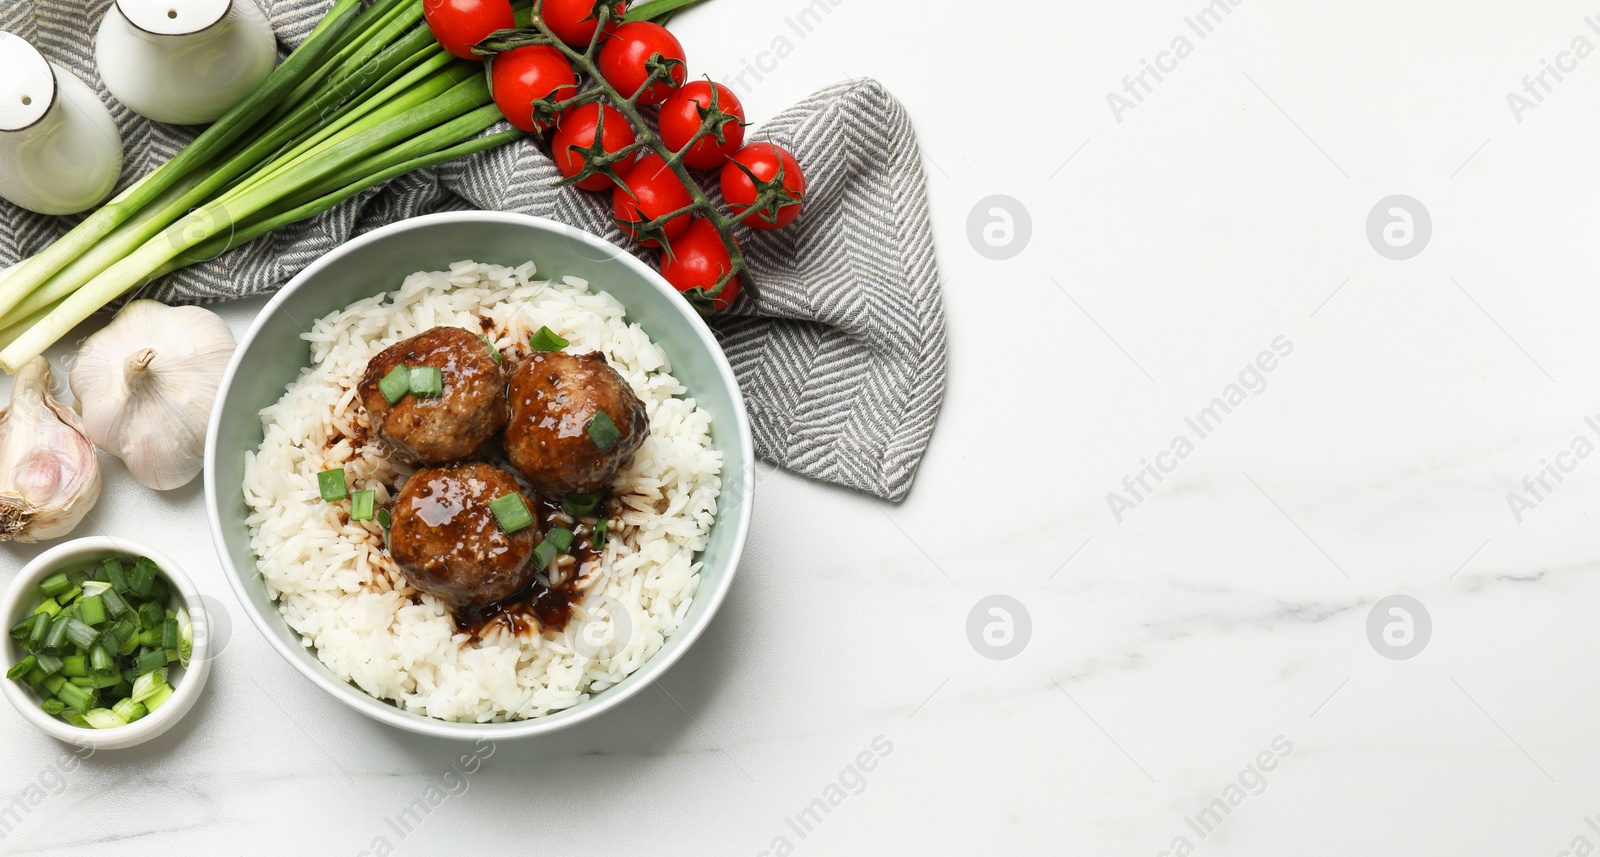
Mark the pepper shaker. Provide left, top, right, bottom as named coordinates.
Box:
left=0, top=32, right=125, bottom=216
left=95, top=0, right=278, bottom=126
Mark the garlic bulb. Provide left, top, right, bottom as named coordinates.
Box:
left=69, top=300, right=236, bottom=491
left=0, top=357, right=102, bottom=541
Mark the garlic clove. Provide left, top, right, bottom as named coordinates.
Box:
left=0, top=357, right=102, bottom=542
left=69, top=300, right=236, bottom=491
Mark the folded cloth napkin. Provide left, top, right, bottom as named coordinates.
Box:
left=0, top=0, right=947, bottom=502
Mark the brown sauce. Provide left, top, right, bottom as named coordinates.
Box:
left=449, top=493, right=611, bottom=639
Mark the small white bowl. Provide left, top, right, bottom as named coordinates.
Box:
left=1, top=537, right=211, bottom=749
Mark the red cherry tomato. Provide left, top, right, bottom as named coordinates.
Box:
left=490, top=46, right=578, bottom=133
left=720, top=143, right=806, bottom=230
left=612, top=152, right=692, bottom=247
left=597, top=22, right=687, bottom=106
left=658, top=81, right=746, bottom=171
left=660, top=218, right=742, bottom=313
left=424, top=0, right=515, bottom=61
left=552, top=103, right=637, bottom=192
left=540, top=0, right=627, bottom=47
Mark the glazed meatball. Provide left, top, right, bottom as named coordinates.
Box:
left=388, top=463, right=539, bottom=609
left=358, top=326, right=506, bottom=464
left=504, top=351, right=649, bottom=494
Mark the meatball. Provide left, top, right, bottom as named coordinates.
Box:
left=388, top=463, right=539, bottom=609
left=504, top=351, right=649, bottom=494
left=358, top=326, right=506, bottom=464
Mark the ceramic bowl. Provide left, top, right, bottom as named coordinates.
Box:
left=0, top=537, right=212, bottom=750
left=204, top=211, right=753, bottom=739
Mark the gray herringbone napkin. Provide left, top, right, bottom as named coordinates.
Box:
left=0, top=0, right=947, bottom=501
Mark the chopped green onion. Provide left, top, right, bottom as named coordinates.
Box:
left=88, top=672, right=122, bottom=689
left=62, top=618, right=98, bottom=651
left=489, top=492, right=534, bottom=534
left=376, top=508, right=392, bottom=530
left=111, top=698, right=147, bottom=724
left=131, top=670, right=167, bottom=703
left=586, top=410, right=622, bottom=451
left=546, top=527, right=574, bottom=553
left=408, top=366, right=443, bottom=397
left=60, top=655, right=87, bottom=677
left=32, top=597, right=61, bottom=618
left=318, top=467, right=349, bottom=501
left=40, top=674, right=66, bottom=695
left=592, top=518, right=608, bottom=550
left=479, top=333, right=501, bottom=363
left=39, top=698, right=65, bottom=717
left=55, top=682, right=93, bottom=715
left=25, top=612, right=50, bottom=650
left=351, top=489, right=376, bottom=521
left=133, top=649, right=167, bottom=674
left=9, top=615, right=31, bottom=640
left=532, top=539, right=558, bottom=571
left=147, top=575, right=170, bottom=606
left=58, top=584, right=81, bottom=605
left=61, top=710, right=91, bottom=728
left=379, top=364, right=411, bottom=404
left=161, top=619, right=180, bottom=653
left=101, top=587, right=130, bottom=619
left=7, top=655, right=37, bottom=681
left=562, top=493, right=600, bottom=516
left=23, top=668, right=48, bottom=688
left=102, top=558, right=128, bottom=592
left=143, top=683, right=175, bottom=712
left=88, top=646, right=115, bottom=675
left=77, top=594, right=106, bottom=627
left=529, top=326, right=569, bottom=352
left=83, top=708, right=126, bottom=729
left=42, top=614, right=71, bottom=653
left=138, top=600, right=164, bottom=631
left=125, top=563, right=154, bottom=599
left=34, top=653, right=63, bottom=676
left=80, top=580, right=111, bottom=597
left=39, top=572, right=70, bottom=598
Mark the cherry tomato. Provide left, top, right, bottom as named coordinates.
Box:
left=424, top=0, right=515, bottom=61
left=720, top=143, right=806, bottom=230
left=552, top=103, right=637, bottom=191
left=658, top=81, right=746, bottom=171
left=597, top=22, right=687, bottom=106
left=540, top=0, right=627, bottom=47
left=490, top=46, right=578, bottom=133
left=660, top=218, right=742, bottom=313
left=612, top=152, right=692, bottom=247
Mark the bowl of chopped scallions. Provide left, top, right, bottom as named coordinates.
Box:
left=1, top=537, right=211, bottom=749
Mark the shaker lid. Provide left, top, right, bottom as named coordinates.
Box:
left=115, top=0, right=233, bottom=37
left=0, top=32, right=55, bottom=132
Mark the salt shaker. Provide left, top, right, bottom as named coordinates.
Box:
left=95, top=0, right=278, bottom=126
left=0, top=32, right=125, bottom=216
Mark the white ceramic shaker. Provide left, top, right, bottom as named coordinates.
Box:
left=95, top=0, right=279, bottom=126
left=0, top=32, right=125, bottom=216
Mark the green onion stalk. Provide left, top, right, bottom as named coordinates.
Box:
left=0, top=0, right=525, bottom=372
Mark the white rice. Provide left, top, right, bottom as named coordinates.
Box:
left=241, top=260, right=722, bottom=722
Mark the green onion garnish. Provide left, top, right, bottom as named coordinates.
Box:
left=561, top=493, right=600, bottom=516
left=101, top=559, right=127, bottom=592
left=532, top=539, right=558, bottom=571
left=376, top=508, right=392, bottom=530
left=408, top=366, right=443, bottom=397
left=55, top=682, right=93, bottom=715
left=77, top=594, right=106, bottom=627
left=529, top=326, right=569, bottom=352
left=592, top=519, right=607, bottom=551
left=62, top=618, right=97, bottom=651
left=586, top=410, right=622, bottom=451
left=379, top=364, right=410, bottom=404
left=32, top=597, right=60, bottom=618
left=83, top=708, right=126, bottom=729
left=489, top=492, right=534, bottom=534
left=111, top=698, right=147, bottom=724
left=546, top=527, right=574, bottom=553
left=318, top=467, right=348, bottom=501
left=351, top=489, right=376, bottom=521
left=479, top=334, right=501, bottom=363
left=7, top=655, right=37, bottom=681
left=39, top=698, right=64, bottom=717
left=39, top=572, right=70, bottom=598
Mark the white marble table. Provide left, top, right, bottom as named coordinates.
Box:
left=5, top=1, right=1600, bottom=854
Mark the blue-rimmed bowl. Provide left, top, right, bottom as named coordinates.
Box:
left=203, top=212, right=753, bottom=739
